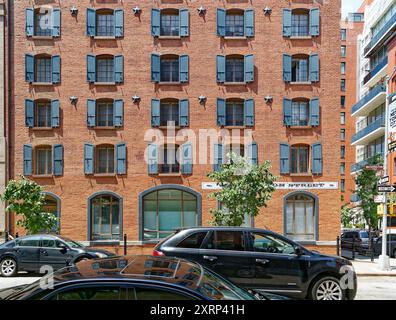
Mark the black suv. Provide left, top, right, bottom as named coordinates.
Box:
left=154, top=227, right=357, bottom=300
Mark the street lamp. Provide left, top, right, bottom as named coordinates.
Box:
left=380, top=66, right=396, bottom=271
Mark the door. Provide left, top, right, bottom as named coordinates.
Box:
left=14, top=237, right=41, bottom=271
left=39, top=237, right=72, bottom=270
left=246, top=231, right=307, bottom=294
left=196, top=230, right=254, bottom=288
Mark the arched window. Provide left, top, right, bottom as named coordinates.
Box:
left=285, top=193, right=316, bottom=241
left=291, top=54, right=309, bottom=82
left=160, top=9, right=180, bottom=36
left=291, top=9, right=310, bottom=37
left=96, top=9, right=115, bottom=37
left=160, top=54, right=179, bottom=82
left=159, top=144, right=180, bottom=174
left=291, top=98, right=309, bottom=126
left=34, top=99, right=52, bottom=128
left=43, top=193, right=60, bottom=233
left=96, top=144, right=115, bottom=174
left=96, top=54, right=114, bottom=83
left=226, top=55, right=244, bottom=83
left=225, top=9, right=244, bottom=37
left=35, top=145, right=52, bottom=175
left=35, top=54, right=52, bottom=83
left=142, top=187, right=200, bottom=241
left=34, top=8, right=52, bottom=36
left=290, top=144, right=309, bottom=174
left=225, top=98, right=244, bottom=126
left=160, top=98, right=179, bottom=126
left=96, top=98, right=114, bottom=127
left=90, top=193, right=121, bottom=241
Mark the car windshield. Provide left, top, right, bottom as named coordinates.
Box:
left=360, top=231, right=369, bottom=239
left=59, top=237, right=84, bottom=248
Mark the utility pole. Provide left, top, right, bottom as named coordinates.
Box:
left=380, top=67, right=396, bottom=271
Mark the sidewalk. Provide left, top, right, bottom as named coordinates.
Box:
left=351, top=257, right=396, bottom=276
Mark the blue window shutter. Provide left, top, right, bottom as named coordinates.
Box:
left=51, top=100, right=60, bottom=128
left=84, top=143, right=94, bottom=175
left=114, top=100, right=124, bottom=127
left=114, top=55, right=124, bottom=83
left=53, top=144, right=63, bottom=176
left=25, top=54, right=35, bottom=83
left=52, top=55, right=61, bottom=84
left=87, top=99, right=96, bottom=127
left=312, top=142, right=323, bottom=175
left=87, top=8, right=96, bottom=36
left=179, top=99, right=189, bottom=127
left=310, top=8, right=320, bottom=36
left=282, top=9, right=292, bottom=37
left=114, top=9, right=124, bottom=38
left=151, top=99, right=160, bottom=127
left=244, top=9, right=254, bottom=37
left=280, top=143, right=290, bottom=174
left=179, top=55, right=189, bottom=83
left=151, top=53, right=160, bottom=83
left=217, top=9, right=226, bottom=37
left=217, top=98, right=226, bottom=126
left=247, top=142, right=258, bottom=165
left=181, top=143, right=193, bottom=174
left=244, top=99, right=254, bottom=127
left=179, top=9, right=189, bottom=36
left=309, top=54, right=319, bottom=82
left=216, top=55, right=225, bottom=83
left=214, top=143, right=224, bottom=172
left=151, top=8, right=160, bottom=37
left=148, top=143, right=158, bottom=174
left=116, top=143, right=127, bottom=175
left=87, top=54, right=96, bottom=83
left=283, top=54, right=292, bottom=82
left=244, top=54, right=254, bottom=83
left=26, top=8, right=34, bottom=36
left=25, top=99, right=34, bottom=128
left=23, top=144, right=33, bottom=176
left=52, top=8, right=61, bottom=37
left=283, top=98, right=292, bottom=126
left=310, top=98, right=320, bottom=126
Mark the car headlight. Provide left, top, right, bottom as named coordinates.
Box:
left=95, top=252, right=108, bottom=259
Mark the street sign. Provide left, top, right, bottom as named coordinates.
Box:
left=365, top=165, right=384, bottom=171
left=377, top=185, right=396, bottom=193
left=389, top=140, right=396, bottom=152
left=379, top=176, right=390, bottom=185
left=374, top=195, right=386, bottom=203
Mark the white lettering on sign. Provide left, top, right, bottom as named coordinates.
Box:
left=202, top=182, right=339, bottom=190
left=388, top=100, right=396, bottom=144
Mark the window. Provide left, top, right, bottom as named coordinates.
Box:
left=35, top=101, right=51, bottom=128
left=17, top=237, right=41, bottom=247
left=96, top=10, right=114, bottom=37
left=291, top=11, right=309, bottom=36
left=96, top=145, right=115, bottom=174
left=91, top=194, right=120, bottom=241
left=341, top=79, right=346, bottom=91
left=341, top=146, right=345, bottom=159
left=34, top=8, right=52, bottom=36
left=49, top=287, right=122, bottom=300
left=36, top=146, right=52, bottom=175
left=160, top=56, right=179, bottom=82
left=291, top=145, right=309, bottom=174
left=225, top=11, right=244, bottom=37
left=226, top=100, right=244, bottom=126
left=206, top=231, right=245, bottom=251
left=177, top=232, right=208, bottom=249
left=341, top=96, right=346, bottom=108
left=341, top=112, right=346, bottom=125
left=225, top=144, right=245, bottom=162
left=341, top=62, right=346, bottom=75
left=96, top=56, right=114, bottom=83
left=341, top=129, right=346, bottom=141
left=35, top=56, right=52, bottom=83
left=142, top=189, right=198, bottom=240
left=291, top=100, right=309, bottom=126
left=161, top=11, right=179, bottom=36
left=341, top=163, right=345, bottom=175
left=43, top=195, right=60, bottom=232
left=341, top=179, right=345, bottom=193
left=96, top=100, right=114, bottom=127
left=341, top=29, right=346, bottom=41
left=160, top=100, right=179, bottom=126
left=286, top=193, right=316, bottom=241
left=292, top=56, right=309, bottom=82
left=249, top=232, right=296, bottom=254
left=134, top=288, right=190, bottom=300
left=226, top=57, right=244, bottom=83
left=341, top=45, right=346, bottom=58
left=160, top=145, right=180, bottom=174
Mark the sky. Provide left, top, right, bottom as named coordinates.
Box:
left=342, top=0, right=365, bottom=18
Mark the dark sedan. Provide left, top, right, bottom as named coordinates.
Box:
left=154, top=227, right=358, bottom=300
left=0, top=234, right=115, bottom=277
left=0, top=255, right=266, bottom=300
left=373, top=234, right=396, bottom=258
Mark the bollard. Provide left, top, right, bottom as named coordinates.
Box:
left=337, top=236, right=340, bottom=256
left=4, top=231, right=8, bottom=243
left=123, top=234, right=127, bottom=256
left=370, top=237, right=375, bottom=262
left=352, top=237, right=356, bottom=260
left=15, top=232, right=19, bottom=238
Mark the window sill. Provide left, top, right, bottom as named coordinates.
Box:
left=90, top=126, right=119, bottom=130
left=31, top=127, right=54, bottom=131
left=31, top=82, right=54, bottom=86
left=93, top=36, right=117, bottom=40
left=288, top=126, right=312, bottom=129
left=223, top=82, right=247, bottom=86
left=31, top=36, right=54, bottom=40
left=290, top=82, right=312, bottom=85
left=290, top=173, right=313, bottom=177
left=158, top=126, right=181, bottom=129
left=290, top=36, right=312, bottom=40
left=158, top=173, right=182, bottom=177
left=157, top=82, right=183, bottom=85
left=223, top=36, right=247, bottom=40
left=93, top=82, right=117, bottom=86
left=92, top=173, right=116, bottom=177
left=32, top=174, right=53, bottom=178
left=158, top=36, right=181, bottom=39
left=222, top=126, right=247, bottom=129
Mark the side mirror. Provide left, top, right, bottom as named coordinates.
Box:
left=59, top=244, right=68, bottom=253
left=295, top=247, right=304, bottom=256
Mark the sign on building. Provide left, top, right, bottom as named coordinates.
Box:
left=388, top=98, right=396, bottom=152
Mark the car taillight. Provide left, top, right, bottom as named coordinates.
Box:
left=152, top=250, right=164, bottom=256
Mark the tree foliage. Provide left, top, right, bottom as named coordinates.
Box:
left=0, top=176, right=57, bottom=234
left=207, top=153, right=277, bottom=226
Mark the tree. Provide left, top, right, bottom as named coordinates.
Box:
left=0, top=176, right=57, bottom=234
left=341, top=204, right=353, bottom=229
left=207, top=153, right=277, bottom=226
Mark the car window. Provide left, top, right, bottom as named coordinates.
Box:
left=206, top=231, right=245, bottom=251
left=177, top=232, right=207, bottom=249
left=48, top=287, right=123, bottom=300
left=133, top=288, right=191, bottom=300
left=249, top=232, right=296, bottom=255
left=41, top=238, right=56, bottom=248
left=359, top=231, right=369, bottom=239
left=16, top=238, right=40, bottom=247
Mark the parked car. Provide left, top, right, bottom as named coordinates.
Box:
left=154, top=227, right=357, bottom=300
left=0, top=255, right=285, bottom=300
left=341, top=229, right=371, bottom=253
left=0, top=234, right=116, bottom=277
left=373, top=234, right=396, bottom=258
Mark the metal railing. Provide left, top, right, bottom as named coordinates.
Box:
left=363, top=57, right=388, bottom=85
left=351, top=116, right=385, bottom=144
left=364, top=11, right=396, bottom=55
left=351, top=154, right=384, bottom=173
left=351, top=85, right=386, bottom=115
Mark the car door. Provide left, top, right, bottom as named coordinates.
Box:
left=14, top=237, right=41, bottom=272
left=246, top=231, right=307, bottom=295
left=194, top=230, right=254, bottom=288
left=39, top=237, right=72, bottom=270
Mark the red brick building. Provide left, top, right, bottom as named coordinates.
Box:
left=6, top=0, right=341, bottom=254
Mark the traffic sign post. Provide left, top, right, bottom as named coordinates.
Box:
left=377, top=185, right=396, bottom=193
left=379, top=176, right=390, bottom=185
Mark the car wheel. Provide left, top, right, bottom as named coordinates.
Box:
left=0, top=258, right=18, bottom=277
left=311, top=276, right=345, bottom=301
